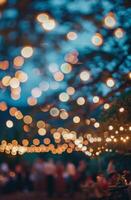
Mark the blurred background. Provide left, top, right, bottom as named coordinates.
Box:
left=0, top=0, right=131, bottom=199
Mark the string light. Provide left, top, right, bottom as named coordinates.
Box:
left=37, top=13, right=49, bottom=23
left=67, top=32, right=77, bottom=40
left=59, top=92, right=69, bottom=102
left=66, top=87, right=75, bottom=95
left=104, top=12, right=116, bottom=28
left=0, top=0, right=6, bottom=5
left=73, top=116, right=80, bottom=123
left=106, top=78, right=115, bottom=88
left=77, top=97, right=85, bottom=105
left=104, top=103, right=110, bottom=110
left=108, top=125, right=113, bottom=130
left=50, top=107, right=59, bottom=117
left=114, top=28, right=124, bottom=38
left=92, top=33, right=103, bottom=46
left=21, top=46, right=33, bottom=58
left=128, top=72, right=131, bottom=79
left=119, top=107, right=124, bottom=113
left=2, top=76, right=11, bottom=87
left=6, top=120, right=13, bottom=128
left=10, top=78, right=20, bottom=89
left=13, top=56, right=24, bottom=68
left=94, top=122, right=100, bottom=128
left=80, top=70, right=90, bottom=81
left=93, top=96, right=99, bottom=103
left=60, top=63, right=72, bottom=74
left=54, top=71, right=64, bottom=81
left=0, top=2, right=130, bottom=157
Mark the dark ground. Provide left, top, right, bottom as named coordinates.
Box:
left=0, top=192, right=85, bottom=200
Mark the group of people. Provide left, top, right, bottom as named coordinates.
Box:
left=0, top=159, right=130, bottom=199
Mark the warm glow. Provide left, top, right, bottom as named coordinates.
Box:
left=15, top=111, right=23, bottom=120
left=31, top=87, right=42, bottom=98
left=0, top=0, right=6, bottom=5
left=37, top=120, right=45, bottom=128
left=92, top=33, right=103, bottom=46
left=128, top=72, right=131, bottom=79
left=67, top=32, right=77, bottom=40
left=42, top=19, right=56, bottom=31
left=60, top=63, right=72, bottom=74
left=37, top=13, right=49, bottom=23
left=94, top=122, right=100, bottom=128
left=77, top=97, right=85, bottom=105
left=38, top=128, right=46, bottom=136
left=104, top=12, right=116, bottom=28
left=27, top=97, right=37, bottom=106
left=106, top=78, right=115, bottom=88
left=104, top=103, right=110, bottom=110
left=60, top=110, right=69, bottom=120
left=9, top=107, right=18, bottom=117
left=93, top=96, right=99, bottom=103
left=80, top=70, right=90, bottom=81
left=119, top=107, right=124, bottom=113
left=2, top=76, right=11, bottom=87
left=114, top=28, right=124, bottom=38
left=108, top=125, right=113, bottom=130
left=66, top=87, right=75, bottom=95
left=10, top=78, right=20, bottom=89
left=15, top=71, right=28, bottom=83
left=50, top=107, right=59, bottom=117
left=0, top=102, right=7, bottom=111
left=59, top=92, right=69, bottom=102
left=6, top=120, right=13, bottom=128
left=73, top=116, right=80, bottom=123
left=54, top=71, right=64, bottom=82
left=23, top=115, right=32, bottom=124
left=0, top=60, right=9, bottom=70
left=13, top=56, right=24, bottom=68
left=21, top=46, right=33, bottom=58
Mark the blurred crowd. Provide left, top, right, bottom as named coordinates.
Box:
left=0, top=159, right=131, bottom=200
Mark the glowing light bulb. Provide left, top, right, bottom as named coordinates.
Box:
left=94, top=122, right=100, bottom=128
left=10, top=78, right=20, bottom=89
left=50, top=107, right=59, bottom=117
left=2, top=76, right=11, bottom=87
left=119, top=107, right=124, bottom=113
left=93, top=96, right=99, bottom=103
left=108, top=125, right=113, bottom=130
left=21, top=46, right=33, bottom=58
left=104, top=103, right=110, bottom=110
left=37, top=13, right=49, bottom=23
left=92, top=33, right=103, bottom=46
left=6, top=120, right=13, bottom=128
left=104, top=12, right=116, bottom=28
left=73, top=116, right=80, bottom=123
left=66, top=87, right=75, bottom=95
left=60, top=63, right=72, bottom=74
left=67, top=32, right=77, bottom=40
left=42, top=19, right=56, bottom=31
left=77, top=97, right=85, bottom=105
left=80, top=70, right=90, bottom=81
left=59, top=92, right=69, bottom=102
left=114, top=28, right=124, bottom=38
left=106, top=78, right=115, bottom=88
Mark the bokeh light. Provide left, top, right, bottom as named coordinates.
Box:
left=67, top=32, right=77, bottom=40
left=80, top=70, right=90, bottom=81
left=104, top=12, right=116, bottom=28
left=92, top=33, right=103, bottom=46
left=106, top=78, right=115, bottom=88
left=21, top=46, right=33, bottom=58
left=6, top=120, right=13, bottom=128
